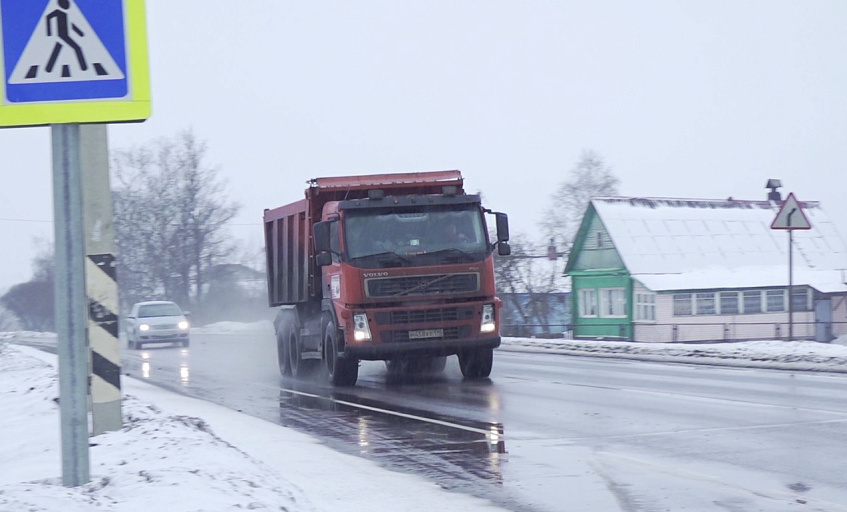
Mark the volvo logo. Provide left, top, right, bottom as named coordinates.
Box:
left=363, top=272, right=390, bottom=278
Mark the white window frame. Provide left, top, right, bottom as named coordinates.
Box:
left=579, top=289, right=598, bottom=318
left=635, top=292, right=656, bottom=322
left=673, top=293, right=693, bottom=316
left=719, top=291, right=739, bottom=315
left=695, top=292, right=716, bottom=315
left=742, top=290, right=762, bottom=314
left=766, top=289, right=786, bottom=312
left=599, top=288, right=626, bottom=318
left=791, top=287, right=812, bottom=312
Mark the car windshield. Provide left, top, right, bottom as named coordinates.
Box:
left=138, top=303, right=182, bottom=318
left=343, top=205, right=488, bottom=261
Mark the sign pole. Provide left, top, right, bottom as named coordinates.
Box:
left=788, top=230, right=793, bottom=341
left=770, top=192, right=811, bottom=342
left=52, top=123, right=91, bottom=487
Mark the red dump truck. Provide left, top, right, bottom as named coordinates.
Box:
left=263, top=170, right=510, bottom=386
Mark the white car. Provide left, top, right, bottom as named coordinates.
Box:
left=125, top=301, right=190, bottom=349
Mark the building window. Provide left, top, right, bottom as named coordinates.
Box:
left=791, top=288, right=811, bottom=311
left=599, top=288, right=626, bottom=317
left=695, top=293, right=716, bottom=315
left=579, top=289, right=597, bottom=317
left=635, top=293, right=656, bottom=321
left=596, top=232, right=604, bottom=248
left=673, top=293, right=692, bottom=316
left=743, top=291, right=762, bottom=314
left=766, top=289, right=786, bottom=312
left=719, top=291, right=739, bottom=315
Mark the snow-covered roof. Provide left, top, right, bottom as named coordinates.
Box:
left=591, top=197, right=847, bottom=293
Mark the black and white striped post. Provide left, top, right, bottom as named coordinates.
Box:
left=80, top=124, right=122, bottom=435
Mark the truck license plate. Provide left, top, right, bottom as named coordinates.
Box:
left=408, top=328, right=443, bottom=340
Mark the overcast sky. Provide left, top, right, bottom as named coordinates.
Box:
left=2, top=0, right=846, bottom=294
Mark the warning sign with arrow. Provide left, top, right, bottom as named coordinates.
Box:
left=771, top=192, right=812, bottom=230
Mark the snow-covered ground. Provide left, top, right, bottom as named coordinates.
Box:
left=2, top=324, right=847, bottom=511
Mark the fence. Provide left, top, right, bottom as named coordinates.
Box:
left=502, top=321, right=847, bottom=343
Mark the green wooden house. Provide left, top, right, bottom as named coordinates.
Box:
left=564, top=196, right=847, bottom=342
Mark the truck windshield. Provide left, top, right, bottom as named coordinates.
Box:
left=343, top=205, right=488, bottom=263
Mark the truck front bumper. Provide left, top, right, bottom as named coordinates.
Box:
left=343, top=335, right=501, bottom=361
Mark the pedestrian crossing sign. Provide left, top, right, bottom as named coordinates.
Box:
left=0, top=0, right=150, bottom=127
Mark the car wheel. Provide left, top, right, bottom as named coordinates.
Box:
left=181, top=339, right=190, bottom=348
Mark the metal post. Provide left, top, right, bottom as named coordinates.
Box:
left=52, top=123, right=90, bottom=486
left=788, top=230, right=793, bottom=341
left=80, top=124, right=123, bottom=434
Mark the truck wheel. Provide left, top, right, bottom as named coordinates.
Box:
left=427, top=356, right=447, bottom=374
left=323, top=318, right=358, bottom=387
left=384, top=358, right=406, bottom=374
left=276, top=330, right=291, bottom=377
left=288, top=324, right=306, bottom=378
left=458, top=348, right=493, bottom=379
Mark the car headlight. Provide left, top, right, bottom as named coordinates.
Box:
left=352, top=313, right=372, bottom=342
left=178, top=321, right=189, bottom=330
left=139, top=324, right=150, bottom=332
left=480, top=304, right=496, bottom=333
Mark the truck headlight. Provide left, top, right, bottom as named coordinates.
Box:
left=353, top=313, right=372, bottom=342
left=480, top=304, right=495, bottom=333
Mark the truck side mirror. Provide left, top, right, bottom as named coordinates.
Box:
left=497, top=241, right=511, bottom=256
left=315, top=252, right=332, bottom=267
left=495, top=212, right=509, bottom=242
left=313, top=221, right=331, bottom=252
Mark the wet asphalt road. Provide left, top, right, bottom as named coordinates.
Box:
left=120, top=330, right=847, bottom=512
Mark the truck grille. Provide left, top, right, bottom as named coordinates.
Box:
left=375, top=307, right=475, bottom=325
left=366, top=272, right=479, bottom=298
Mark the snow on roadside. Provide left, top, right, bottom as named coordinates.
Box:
left=499, top=337, right=847, bottom=373
left=0, top=344, right=507, bottom=512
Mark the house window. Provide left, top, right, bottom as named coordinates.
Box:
left=695, top=293, right=716, bottom=315
left=719, top=292, right=739, bottom=315
left=599, top=288, right=626, bottom=317
left=791, top=288, right=811, bottom=311
left=673, top=294, right=692, bottom=316
left=635, top=293, right=656, bottom=321
left=579, top=289, right=597, bottom=317
left=766, top=289, right=786, bottom=312
left=596, top=232, right=604, bottom=248
left=743, top=291, right=762, bottom=314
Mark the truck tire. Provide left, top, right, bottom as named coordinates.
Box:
left=426, top=356, right=447, bottom=374
left=288, top=323, right=313, bottom=379
left=458, top=347, right=493, bottom=379
left=276, top=329, right=291, bottom=377
left=323, top=317, right=358, bottom=387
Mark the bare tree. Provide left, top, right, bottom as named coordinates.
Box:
left=543, top=150, right=619, bottom=255
left=494, top=234, right=567, bottom=336
left=112, top=129, right=240, bottom=314
left=0, top=240, right=55, bottom=332
left=0, top=304, right=20, bottom=333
